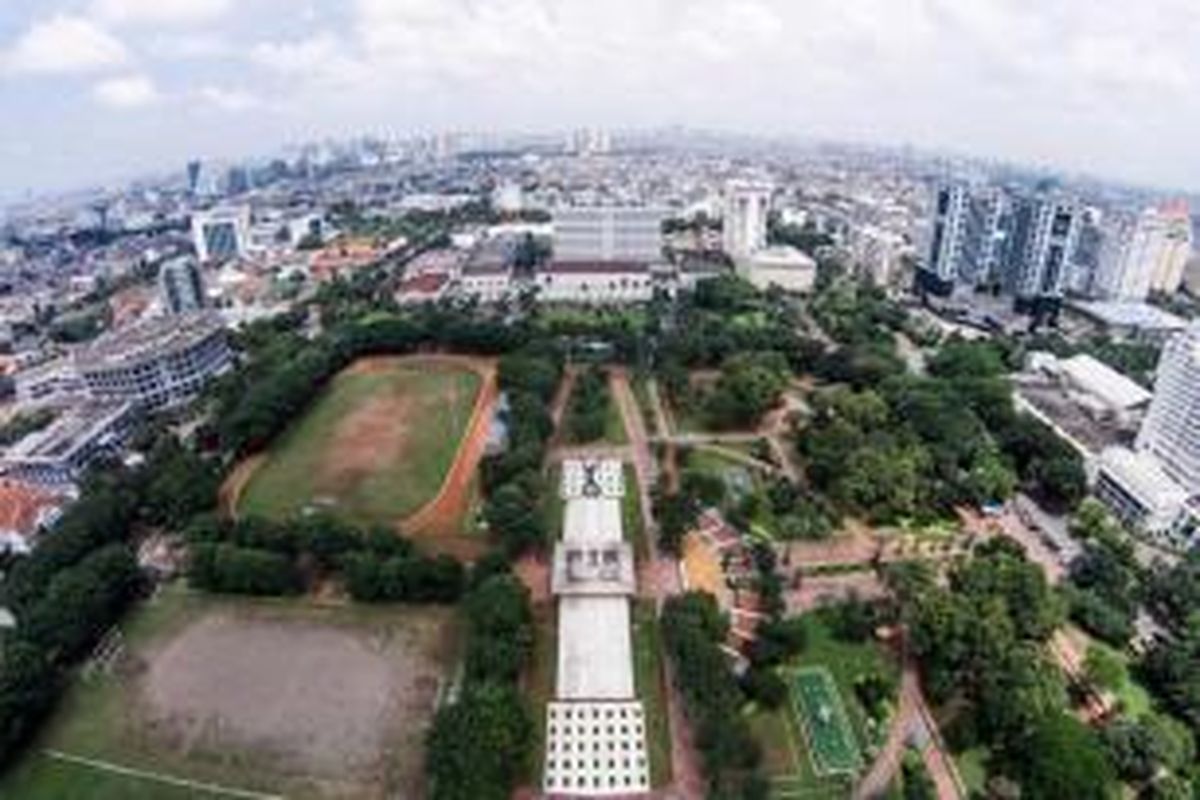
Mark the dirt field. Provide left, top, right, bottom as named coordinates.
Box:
left=10, top=589, right=457, bottom=800
left=234, top=355, right=487, bottom=529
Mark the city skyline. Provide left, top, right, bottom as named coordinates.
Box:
left=3, top=0, right=1200, bottom=198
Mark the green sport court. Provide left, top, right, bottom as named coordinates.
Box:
left=789, top=666, right=863, bottom=776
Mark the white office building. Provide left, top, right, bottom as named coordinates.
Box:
left=1094, top=447, right=1197, bottom=549
left=537, top=262, right=654, bottom=304
left=191, top=206, right=250, bottom=263
left=722, top=179, right=772, bottom=261
left=553, top=206, right=665, bottom=263
left=1136, top=321, right=1200, bottom=495
left=738, top=246, right=817, bottom=293
left=544, top=460, right=649, bottom=796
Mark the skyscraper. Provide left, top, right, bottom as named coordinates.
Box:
left=1006, top=192, right=1080, bottom=309
left=920, top=183, right=973, bottom=296
left=1136, top=321, right=1200, bottom=495
left=1150, top=201, right=1193, bottom=295
left=159, top=257, right=206, bottom=314
left=722, top=179, right=772, bottom=261
left=186, top=160, right=202, bottom=196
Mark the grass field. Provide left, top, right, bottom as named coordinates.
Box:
left=238, top=357, right=480, bottom=526
left=0, top=586, right=458, bottom=800
left=791, top=667, right=862, bottom=776
left=632, top=601, right=672, bottom=787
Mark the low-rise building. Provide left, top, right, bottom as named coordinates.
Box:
left=737, top=245, right=817, bottom=293
left=0, top=400, right=137, bottom=487
left=537, top=261, right=653, bottom=304
left=0, top=479, right=68, bottom=554
left=74, top=312, right=232, bottom=412
left=1094, top=447, right=1198, bottom=550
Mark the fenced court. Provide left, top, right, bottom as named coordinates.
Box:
left=790, top=666, right=862, bottom=776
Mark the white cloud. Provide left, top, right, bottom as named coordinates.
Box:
left=93, top=73, right=159, bottom=107
left=90, top=0, right=233, bottom=26
left=4, top=14, right=129, bottom=74
left=250, top=34, right=367, bottom=84
left=197, top=85, right=261, bottom=111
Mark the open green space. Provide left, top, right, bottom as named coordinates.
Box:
left=524, top=603, right=559, bottom=785
left=0, top=585, right=458, bottom=800
left=622, top=464, right=648, bottom=560
left=791, top=667, right=862, bottom=775
left=632, top=601, right=673, bottom=787
left=0, top=754, right=222, bottom=800
left=238, top=359, right=480, bottom=526
left=752, top=610, right=899, bottom=796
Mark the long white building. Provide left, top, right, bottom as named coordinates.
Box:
left=553, top=206, right=665, bottom=263
left=544, top=460, right=649, bottom=796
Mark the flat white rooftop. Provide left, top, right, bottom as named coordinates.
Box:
left=563, top=497, right=623, bottom=544
left=562, top=459, right=624, bottom=500
left=557, top=595, right=634, bottom=700
left=544, top=701, right=649, bottom=796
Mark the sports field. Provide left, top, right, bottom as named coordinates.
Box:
left=790, top=666, right=863, bottom=776
left=0, top=587, right=458, bottom=800
left=236, top=356, right=482, bottom=527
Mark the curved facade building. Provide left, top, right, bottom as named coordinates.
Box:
left=74, top=312, right=232, bottom=412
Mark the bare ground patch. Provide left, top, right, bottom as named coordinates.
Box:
left=318, top=391, right=413, bottom=493
left=129, top=603, right=455, bottom=799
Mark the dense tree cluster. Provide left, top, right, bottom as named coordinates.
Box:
left=566, top=365, right=613, bottom=443
left=703, top=351, right=791, bottom=430
left=661, top=592, right=767, bottom=799
left=891, top=542, right=1119, bottom=798
left=480, top=345, right=562, bottom=556
left=186, top=514, right=465, bottom=603
left=1064, top=501, right=1140, bottom=647
left=426, top=573, right=534, bottom=800
left=0, top=443, right=216, bottom=768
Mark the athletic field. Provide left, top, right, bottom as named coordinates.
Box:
left=237, top=356, right=481, bottom=527
left=790, top=666, right=863, bottom=776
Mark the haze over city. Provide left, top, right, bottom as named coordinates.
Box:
left=3, top=0, right=1200, bottom=196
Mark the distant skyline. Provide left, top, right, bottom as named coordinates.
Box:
left=2, top=0, right=1200, bottom=198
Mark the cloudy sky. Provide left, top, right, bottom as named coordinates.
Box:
left=1, top=0, right=1197, bottom=197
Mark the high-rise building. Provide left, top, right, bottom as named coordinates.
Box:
left=722, top=179, right=772, bottom=261
left=186, top=160, right=202, bottom=196
left=159, top=257, right=205, bottom=314
left=970, top=187, right=1012, bottom=289
left=191, top=206, right=249, bottom=263
left=1150, top=201, right=1193, bottom=295
left=1006, top=192, right=1080, bottom=306
left=1136, top=321, right=1200, bottom=495
left=553, top=206, right=666, bottom=263
left=920, top=183, right=973, bottom=295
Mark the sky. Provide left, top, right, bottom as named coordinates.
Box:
left=1, top=0, right=1198, bottom=198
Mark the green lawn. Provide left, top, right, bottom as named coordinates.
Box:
left=0, top=755, right=223, bottom=800
left=955, top=747, right=989, bottom=797
left=622, top=464, right=648, bottom=560
left=632, top=602, right=672, bottom=788
left=631, top=375, right=658, bottom=437
left=524, top=603, right=558, bottom=785
left=791, top=667, right=862, bottom=775
left=605, top=396, right=630, bottom=445
left=239, top=360, right=480, bottom=526
left=752, top=611, right=899, bottom=796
